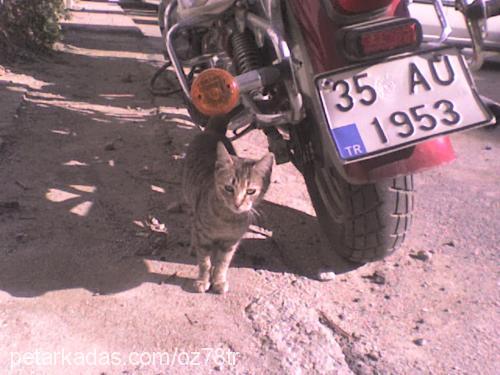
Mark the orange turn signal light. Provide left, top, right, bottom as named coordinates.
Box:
left=191, top=68, right=240, bottom=116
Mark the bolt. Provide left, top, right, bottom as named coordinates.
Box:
left=320, top=79, right=333, bottom=90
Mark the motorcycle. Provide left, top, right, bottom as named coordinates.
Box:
left=157, top=0, right=498, bottom=264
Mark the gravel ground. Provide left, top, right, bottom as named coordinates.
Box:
left=0, top=1, right=498, bottom=374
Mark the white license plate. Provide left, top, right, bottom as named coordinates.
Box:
left=316, top=47, right=495, bottom=163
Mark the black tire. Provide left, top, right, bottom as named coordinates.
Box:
left=303, top=163, right=414, bottom=263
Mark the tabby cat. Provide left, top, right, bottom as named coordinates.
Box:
left=182, top=115, right=273, bottom=294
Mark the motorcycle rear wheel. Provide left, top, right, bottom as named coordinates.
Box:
left=303, top=163, right=414, bottom=263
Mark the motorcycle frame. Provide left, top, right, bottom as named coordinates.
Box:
left=165, top=0, right=304, bottom=127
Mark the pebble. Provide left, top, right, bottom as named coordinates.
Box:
left=365, top=352, right=379, bottom=361
left=410, top=250, right=432, bottom=262
left=104, top=142, right=116, bottom=151
left=362, top=271, right=386, bottom=285
left=316, top=268, right=336, bottom=282
left=413, top=338, right=427, bottom=346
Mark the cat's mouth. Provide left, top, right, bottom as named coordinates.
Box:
left=231, top=203, right=252, bottom=214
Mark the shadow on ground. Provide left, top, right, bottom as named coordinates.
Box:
left=0, top=9, right=357, bottom=298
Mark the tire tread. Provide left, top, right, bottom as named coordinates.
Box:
left=344, top=175, right=414, bottom=263
left=306, top=167, right=415, bottom=264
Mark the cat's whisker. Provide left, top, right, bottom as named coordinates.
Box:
left=249, top=207, right=263, bottom=224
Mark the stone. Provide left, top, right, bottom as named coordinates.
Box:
left=316, top=268, right=336, bottom=282
left=362, top=271, right=386, bottom=285
left=410, top=250, right=432, bottom=262
left=413, top=338, right=427, bottom=346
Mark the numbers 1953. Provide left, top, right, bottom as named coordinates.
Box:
left=371, top=99, right=461, bottom=143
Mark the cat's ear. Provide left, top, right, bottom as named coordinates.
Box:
left=216, top=142, right=233, bottom=169
left=254, top=153, right=274, bottom=176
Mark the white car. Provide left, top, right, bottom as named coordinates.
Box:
left=409, top=0, right=500, bottom=51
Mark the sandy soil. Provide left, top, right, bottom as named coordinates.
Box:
left=0, top=1, right=499, bottom=374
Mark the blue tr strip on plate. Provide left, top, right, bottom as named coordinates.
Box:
left=331, top=124, right=367, bottom=160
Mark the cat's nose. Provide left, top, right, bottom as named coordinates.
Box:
left=234, top=195, right=245, bottom=208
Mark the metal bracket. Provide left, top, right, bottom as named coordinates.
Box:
left=433, top=0, right=453, bottom=43
left=456, top=0, right=488, bottom=70
left=242, top=12, right=305, bottom=124
left=422, top=0, right=487, bottom=70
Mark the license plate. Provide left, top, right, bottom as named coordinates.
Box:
left=316, top=47, right=494, bottom=163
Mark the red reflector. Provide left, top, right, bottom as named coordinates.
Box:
left=361, top=23, right=417, bottom=55
left=335, top=0, right=392, bottom=14
left=342, top=18, right=422, bottom=60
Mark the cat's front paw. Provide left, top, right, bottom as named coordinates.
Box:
left=193, top=280, right=210, bottom=293
left=212, top=281, right=229, bottom=294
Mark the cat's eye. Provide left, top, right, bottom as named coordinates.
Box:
left=224, top=185, right=235, bottom=193
left=246, top=188, right=257, bottom=195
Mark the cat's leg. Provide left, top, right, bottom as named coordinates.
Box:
left=189, top=226, right=196, bottom=257
left=193, top=246, right=212, bottom=293
left=191, top=230, right=211, bottom=293
left=211, top=243, right=238, bottom=294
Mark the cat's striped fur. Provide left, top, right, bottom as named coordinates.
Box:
left=183, top=116, right=273, bottom=294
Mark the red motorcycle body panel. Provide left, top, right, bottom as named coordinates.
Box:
left=345, top=137, right=456, bottom=183
left=336, top=0, right=393, bottom=14
left=289, top=0, right=456, bottom=182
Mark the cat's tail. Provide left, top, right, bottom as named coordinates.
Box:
left=205, top=115, right=230, bottom=136
left=205, top=115, right=237, bottom=156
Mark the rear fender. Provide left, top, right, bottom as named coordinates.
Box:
left=345, top=137, right=456, bottom=184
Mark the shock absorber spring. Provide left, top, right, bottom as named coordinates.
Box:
left=231, top=29, right=262, bottom=74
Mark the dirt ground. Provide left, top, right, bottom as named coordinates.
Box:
left=0, top=1, right=499, bottom=374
